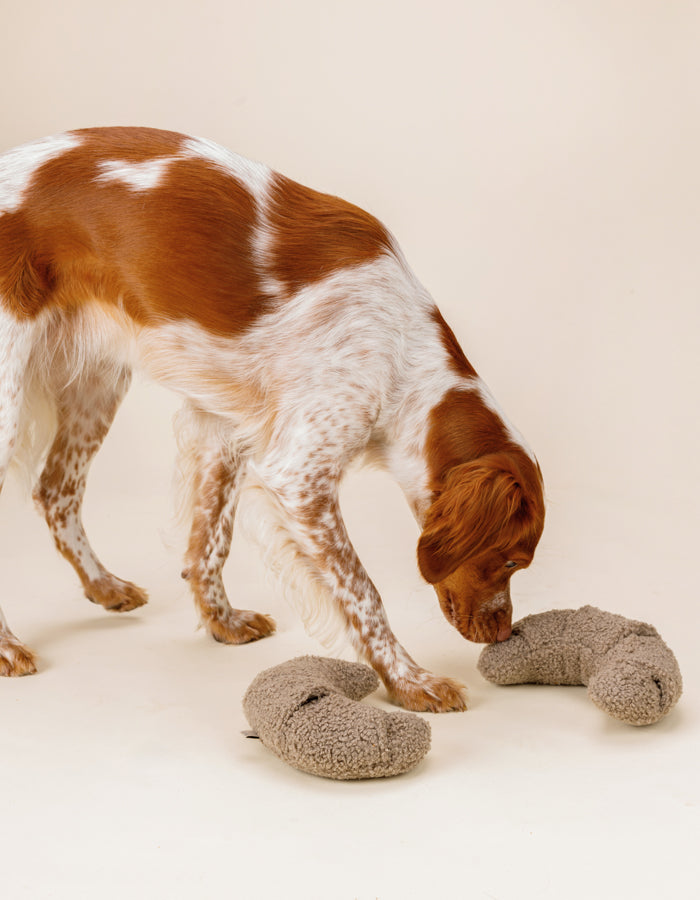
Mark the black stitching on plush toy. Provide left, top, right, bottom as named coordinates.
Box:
left=299, top=694, right=324, bottom=707
left=652, top=676, right=664, bottom=703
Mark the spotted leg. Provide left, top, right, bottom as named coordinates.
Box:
left=259, top=462, right=467, bottom=713
left=32, top=365, right=148, bottom=613
left=182, top=447, right=275, bottom=644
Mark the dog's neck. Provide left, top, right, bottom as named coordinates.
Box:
left=386, top=373, right=540, bottom=526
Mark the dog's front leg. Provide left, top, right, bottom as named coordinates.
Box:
left=262, top=469, right=466, bottom=713
left=183, top=448, right=276, bottom=644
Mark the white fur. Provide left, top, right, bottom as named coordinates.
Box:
left=0, top=134, right=81, bottom=213
left=0, top=308, right=37, bottom=478
left=182, top=136, right=272, bottom=199
left=95, top=157, right=176, bottom=191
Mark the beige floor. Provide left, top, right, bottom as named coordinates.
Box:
left=0, top=381, right=696, bottom=900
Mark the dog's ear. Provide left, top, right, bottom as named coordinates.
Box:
left=417, top=455, right=527, bottom=584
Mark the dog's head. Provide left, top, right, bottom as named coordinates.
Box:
left=417, top=452, right=545, bottom=643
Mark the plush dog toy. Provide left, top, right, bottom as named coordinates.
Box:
left=478, top=605, right=682, bottom=726
left=242, top=656, right=431, bottom=779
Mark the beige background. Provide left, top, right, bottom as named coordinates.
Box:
left=1, top=2, right=698, bottom=898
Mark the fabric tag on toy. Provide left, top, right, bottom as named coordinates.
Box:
left=241, top=729, right=260, bottom=739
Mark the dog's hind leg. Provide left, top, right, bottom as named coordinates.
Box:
left=0, top=310, right=38, bottom=674
left=33, top=364, right=149, bottom=613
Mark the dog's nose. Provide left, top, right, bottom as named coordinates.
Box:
left=496, top=621, right=513, bottom=642
left=491, top=586, right=513, bottom=642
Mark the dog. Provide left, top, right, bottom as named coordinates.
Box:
left=0, top=127, right=545, bottom=711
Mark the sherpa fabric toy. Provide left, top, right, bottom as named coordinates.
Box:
left=242, top=656, right=431, bottom=779
left=478, top=605, right=682, bottom=726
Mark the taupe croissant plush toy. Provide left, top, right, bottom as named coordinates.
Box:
left=478, top=606, right=682, bottom=726
left=243, top=656, right=431, bottom=779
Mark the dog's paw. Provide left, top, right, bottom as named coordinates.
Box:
left=0, top=636, right=38, bottom=676
left=386, top=670, right=467, bottom=713
left=85, top=575, right=149, bottom=612
left=206, top=608, right=276, bottom=645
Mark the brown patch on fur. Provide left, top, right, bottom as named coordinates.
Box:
left=71, top=126, right=186, bottom=161
left=0, top=128, right=269, bottom=335
left=0, top=128, right=395, bottom=336
left=417, top=386, right=545, bottom=642
left=425, top=387, right=511, bottom=489
left=267, top=173, right=393, bottom=294
left=431, top=308, right=477, bottom=377
left=417, top=452, right=543, bottom=584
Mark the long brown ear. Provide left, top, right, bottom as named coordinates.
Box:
left=417, top=455, right=527, bottom=584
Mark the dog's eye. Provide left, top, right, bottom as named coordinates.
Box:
left=504, top=560, right=518, bottom=569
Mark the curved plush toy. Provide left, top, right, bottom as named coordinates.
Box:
left=478, top=605, right=682, bottom=726
left=242, top=656, right=431, bottom=779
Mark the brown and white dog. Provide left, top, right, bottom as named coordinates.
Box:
left=0, top=127, right=544, bottom=711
